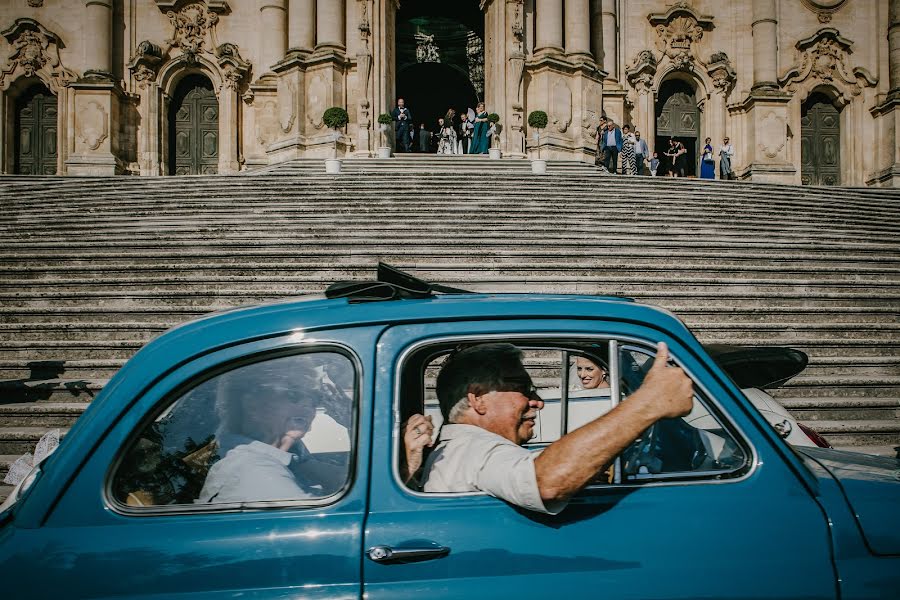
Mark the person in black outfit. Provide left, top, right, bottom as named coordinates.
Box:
left=391, top=98, right=413, bottom=153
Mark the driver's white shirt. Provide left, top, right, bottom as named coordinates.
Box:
left=421, top=424, right=567, bottom=514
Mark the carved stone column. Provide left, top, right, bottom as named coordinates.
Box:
left=260, top=0, right=288, bottom=74
left=288, top=0, right=316, bottom=52
left=535, top=0, right=564, bottom=55
left=589, top=0, right=603, bottom=67
left=316, top=0, right=345, bottom=53
left=890, top=0, right=900, bottom=95
left=601, top=0, right=617, bottom=81
left=751, top=0, right=778, bottom=90
left=84, top=0, right=112, bottom=77
left=564, top=0, right=591, bottom=63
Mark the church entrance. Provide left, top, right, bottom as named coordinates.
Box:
left=168, top=74, right=219, bottom=175
left=801, top=92, right=840, bottom=186
left=655, top=79, right=699, bottom=177
left=395, top=0, right=483, bottom=145
left=14, top=83, right=57, bottom=175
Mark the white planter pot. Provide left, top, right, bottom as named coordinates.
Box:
left=377, top=146, right=392, bottom=159
left=489, top=147, right=502, bottom=160
left=325, top=158, right=342, bottom=174
left=531, top=159, right=547, bottom=175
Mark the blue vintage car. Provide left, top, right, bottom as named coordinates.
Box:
left=1, top=272, right=899, bottom=599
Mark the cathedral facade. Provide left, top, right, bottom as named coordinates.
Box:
left=0, top=0, right=896, bottom=186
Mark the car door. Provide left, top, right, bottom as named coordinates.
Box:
left=363, top=319, right=837, bottom=600
left=3, top=326, right=382, bottom=599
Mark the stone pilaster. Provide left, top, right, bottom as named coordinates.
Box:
left=316, top=0, right=346, bottom=53
left=600, top=0, right=617, bottom=82
left=289, top=0, right=316, bottom=53
left=589, top=0, right=603, bottom=66
left=868, top=0, right=900, bottom=186
left=84, top=0, right=112, bottom=78
left=259, top=0, right=288, bottom=76
left=66, top=0, right=123, bottom=175
left=564, top=0, right=591, bottom=63
left=751, top=0, right=778, bottom=91
left=726, top=0, right=795, bottom=184
left=535, top=0, right=564, bottom=55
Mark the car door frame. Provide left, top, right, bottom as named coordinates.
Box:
left=363, top=317, right=838, bottom=600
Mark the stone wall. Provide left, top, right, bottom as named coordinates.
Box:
left=0, top=0, right=896, bottom=186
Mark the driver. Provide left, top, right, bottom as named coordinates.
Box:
left=415, top=342, right=693, bottom=513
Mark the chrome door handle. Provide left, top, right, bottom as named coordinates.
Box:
left=367, top=542, right=450, bottom=563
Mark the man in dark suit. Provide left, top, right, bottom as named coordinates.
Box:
left=391, top=98, right=413, bottom=153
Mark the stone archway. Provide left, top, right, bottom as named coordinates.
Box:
left=655, top=78, right=700, bottom=176
left=801, top=91, right=841, bottom=186
left=394, top=0, right=484, bottom=133
left=167, top=73, right=219, bottom=175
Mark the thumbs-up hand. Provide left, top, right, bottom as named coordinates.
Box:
left=636, top=342, right=694, bottom=419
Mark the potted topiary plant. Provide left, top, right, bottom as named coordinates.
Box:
left=528, top=110, right=548, bottom=174
left=487, top=113, right=502, bottom=159
left=377, top=113, right=393, bottom=158
left=323, top=106, right=349, bottom=174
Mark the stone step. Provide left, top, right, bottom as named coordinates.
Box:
left=0, top=427, right=69, bottom=455
left=0, top=360, right=125, bottom=380
left=770, top=383, right=900, bottom=399
left=0, top=403, right=88, bottom=427
left=806, top=420, right=900, bottom=447
left=0, top=379, right=104, bottom=403
left=0, top=484, right=12, bottom=503
left=0, top=324, right=167, bottom=342
left=5, top=264, right=899, bottom=283
left=831, top=445, right=898, bottom=458
left=781, top=397, right=900, bottom=421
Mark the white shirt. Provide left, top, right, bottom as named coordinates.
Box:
left=720, top=144, right=734, bottom=157
left=198, top=441, right=314, bottom=503
left=421, top=424, right=567, bottom=514
left=605, top=128, right=617, bottom=147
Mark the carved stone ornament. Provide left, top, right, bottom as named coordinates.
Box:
left=800, top=0, right=849, bottom=23
left=706, top=51, right=736, bottom=95
left=77, top=100, right=109, bottom=151
left=626, top=50, right=658, bottom=94
left=0, top=19, right=76, bottom=93
left=216, top=42, right=250, bottom=90
left=648, top=2, right=715, bottom=70
left=778, top=28, right=878, bottom=99
left=155, top=0, right=229, bottom=13
left=165, top=3, right=220, bottom=65
left=127, top=41, right=164, bottom=89
left=27, top=0, right=44, bottom=6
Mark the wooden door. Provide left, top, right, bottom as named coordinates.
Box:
left=14, top=85, right=58, bottom=175
left=168, top=76, right=219, bottom=175
left=801, top=96, right=840, bottom=186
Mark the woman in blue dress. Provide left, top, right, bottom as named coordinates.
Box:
left=700, top=137, right=716, bottom=179
left=469, top=102, right=490, bottom=154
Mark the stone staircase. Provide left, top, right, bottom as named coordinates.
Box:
left=1, top=155, right=898, bottom=500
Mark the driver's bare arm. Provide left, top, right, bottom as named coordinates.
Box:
left=534, top=342, right=693, bottom=503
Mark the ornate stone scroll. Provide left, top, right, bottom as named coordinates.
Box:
left=647, top=2, right=715, bottom=70
left=0, top=19, right=76, bottom=93
left=778, top=28, right=877, bottom=100
left=706, top=51, right=736, bottom=95
left=127, top=41, right=165, bottom=89
left=625, top=50, right=657, bottom=93
left=800, top=0, right=850, bottom=24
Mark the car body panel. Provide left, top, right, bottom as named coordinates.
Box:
left=363, top=318, right=837, bottom=600
left=799, top=448, right=900, bottom=556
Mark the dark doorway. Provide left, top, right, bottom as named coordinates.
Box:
left=655, top=79, right=699, bottom=177
left=168, top=74, right=219, bottom=175
left=14, top=83, right=57, bottom=175
left=801, top=92, right=840, bottom=186
left=395, top=0, right=483, bottom=135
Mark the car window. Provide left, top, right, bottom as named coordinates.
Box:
left=111, top=351, right=356, bottom=508
left=404, top=339, right=747, bottom=490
